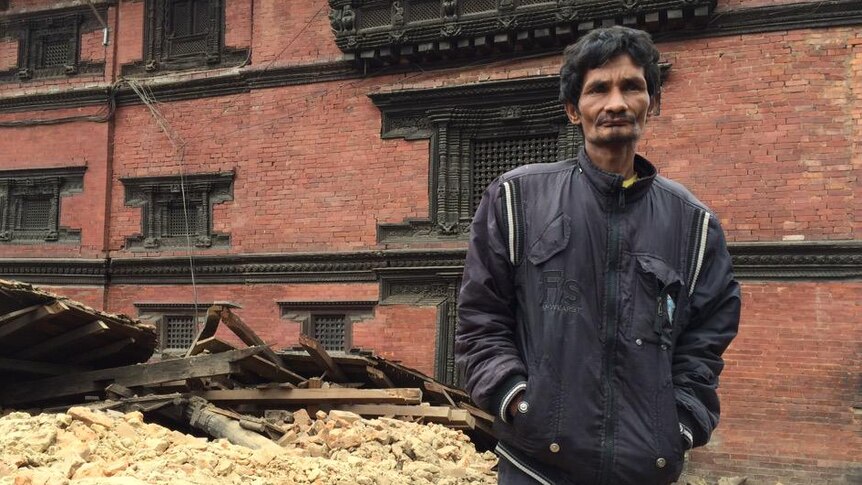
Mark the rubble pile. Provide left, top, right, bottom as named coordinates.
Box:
left=0, top=407, right=497, bottom=485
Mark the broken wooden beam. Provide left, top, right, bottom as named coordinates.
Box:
left=218, top=307, right=283, bottom=367
left=191, top=337, right=304, bottom=385
left=0, top=346, right=266, bottom=406
left=184, top=396, right=281, bottom=451
left=0, top=357, right=90, bottom=376
left=185, top=305, right=223, bottom=358
left=193, top=387, right=423, bottom=405
left=299, top=334, right=348, bottom=383
left=0, top=301, right=69, bottom=340
left=326, top=404, right=476, bottom=428
left=366, top=365, right=395, bottom=388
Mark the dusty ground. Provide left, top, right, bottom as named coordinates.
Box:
left=0, top=407, right=497, bottom=485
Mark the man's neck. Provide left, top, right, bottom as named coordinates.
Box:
left=584, top=142, right=638, bottom=180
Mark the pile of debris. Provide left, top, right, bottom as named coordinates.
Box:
left=0, top=407, right=496, bottom=484
left=0, top=280, right=496, bottom=483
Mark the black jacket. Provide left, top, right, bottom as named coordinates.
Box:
left=456, top=149, right=740, bottom=485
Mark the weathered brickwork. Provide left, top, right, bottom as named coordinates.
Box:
left=692, top=281, right=862, bottom=484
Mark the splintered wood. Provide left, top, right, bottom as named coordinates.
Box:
left=0, top=290, right=498, bottom=484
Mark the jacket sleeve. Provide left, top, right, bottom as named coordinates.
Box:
left=673, top=214, right=741, bottom=448
left=455, top=177, right=528, bottom=421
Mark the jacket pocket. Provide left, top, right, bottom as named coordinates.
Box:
left=627, top=254, right=683, bottom=345
left=493, top=370, right=559, bottom=456
left=527, top=213, right=571, bottom=265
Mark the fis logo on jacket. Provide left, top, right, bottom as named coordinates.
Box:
left=540, top=270, right=583, bottom=314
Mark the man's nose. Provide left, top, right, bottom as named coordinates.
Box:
left=605, top=88, right=628, bottom=113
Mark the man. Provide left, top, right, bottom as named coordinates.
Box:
left=455, top=26, right=740, bottom=485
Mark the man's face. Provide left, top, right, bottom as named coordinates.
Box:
left=565, top=54, right=653, bottom=148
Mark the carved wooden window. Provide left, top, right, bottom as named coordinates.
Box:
left=143, top=0, right=223, bottom=71
left=370, top=77, right=580, bottom=242
left=279, top=301, right=376, bottom=353
left=121, top=172, right=233, bottom=251
left=17, top=15, right=81, bottom=80
left=0, top=167, right=85, bottom=244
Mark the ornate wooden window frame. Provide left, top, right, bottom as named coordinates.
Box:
left=120, top=171, right=234, bottom=251
left=122, top=0, right=246, bottom=75
left=279, top=301, right=378, bottom=352
left=0, top=6, right=108, bottom=83
left=0, top=167, right=85, bottom=244
left=370, top=76, right=578, bottom=242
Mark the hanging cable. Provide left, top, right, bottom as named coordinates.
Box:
left=127, top=79, right=201, bottom=323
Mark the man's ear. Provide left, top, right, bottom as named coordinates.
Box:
left=647, top=95, right=657, bottom=117
left=564, top=101, right=580, bottom=125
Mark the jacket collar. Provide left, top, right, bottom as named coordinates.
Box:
left=577, top=147, right=657, bottom=206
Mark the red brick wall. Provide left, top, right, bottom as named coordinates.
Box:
left=641, top=28, right=861, bottom=242
left=115, top=1, right=143, bottom=68
left=0, top=38, right=17, bottom=71
left=108, top=79, right=430, bottom=255
left=0, top=109, right=110, bottom=257
left=690, top=281, right=862, bottom=483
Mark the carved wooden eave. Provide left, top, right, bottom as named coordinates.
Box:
left=328, top=0, right=714, bottom=64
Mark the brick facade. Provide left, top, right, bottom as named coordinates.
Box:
left=0, top=0, right=859, bottom=482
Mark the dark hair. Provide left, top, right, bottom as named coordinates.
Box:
left=559, top=26, right=660, bottom=108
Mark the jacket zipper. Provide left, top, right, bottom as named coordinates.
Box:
left=599, top=188, right=625, bottom=484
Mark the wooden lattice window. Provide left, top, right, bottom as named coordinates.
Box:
left=471, top=134, right=559, bottom=210
left=164, top=202, right=201, bottom=237
left=461, top=0, right=497, bottom=14
left=309, top=314, right=347, bottom=352
left=163, top=314, right=197, bottom=351
left=0, top=167, right=85, bottom=244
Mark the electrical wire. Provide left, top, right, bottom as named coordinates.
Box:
left=126, top=79, right=201, bottom=323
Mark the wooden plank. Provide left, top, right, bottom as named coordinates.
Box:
left=0, top=357, right=90, bottom=376
left=185, top=305, right=223, bottom=358
left=194, top=387, right=423, bottom=405
left=0, top=346, right=266, bottom=406
left=0, top=301, right=69, bottom=340
left=235, top=354, right=303, bottom=385
left=327, top=404, right=475, bottom=428
left=298, top=334, right=348, bottom=383
left=219, top=308, right=282, bottom=367
left=14, top=320, right=109, bottom=359
left=366, top=366, right=395, bottom=388
left=68, top=337, right=135, bottom=364
left=457, top=401, right=494, bottom=423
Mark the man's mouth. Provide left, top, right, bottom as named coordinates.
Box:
left=600, top=119, right=633, bottom=127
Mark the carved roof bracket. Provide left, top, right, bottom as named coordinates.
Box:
left=328, top=0, right=714, bottom=66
